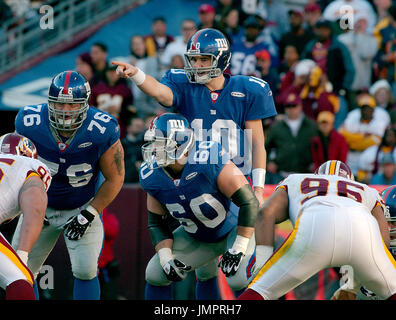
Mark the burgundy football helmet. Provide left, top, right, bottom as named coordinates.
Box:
left=315, top=160, right=354, bottom=180
left=0, top=133, right=38, bottom=159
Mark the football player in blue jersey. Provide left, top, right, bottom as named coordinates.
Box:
left=114, top=27, right=276, bottom=299
left=140, top=113, right=259, bottom=300
left=12, top=71, right=125, bottom=300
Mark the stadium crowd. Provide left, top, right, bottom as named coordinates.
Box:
left=70, top=0, right=396, bottom=187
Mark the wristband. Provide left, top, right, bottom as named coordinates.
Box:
left=231, top=235, right=250, bottom=254
left=255, top=245, right=273, bottom=268
left=252, top=168, right=266, bottom=188
left=158, top=247, right=173, bottom=268
left=85, top=205, right=99, bottom=217
left=131, top=67, right=146, bottom=85
left=17, top=250, right=29, bottom=265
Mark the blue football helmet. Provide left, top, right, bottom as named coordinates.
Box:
left=381, top=185, right=396, bottom=250
left=184, top=28, right=231, bottom=84
left=48, top=71, right=91, bottom=132
left=142, top=113, right=195, bottom=169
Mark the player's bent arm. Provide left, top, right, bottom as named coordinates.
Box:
left=147, top=193, right=176, bottom=267
left=112, top=61, right=173, bottom=106
left=217, top=160, right=258, bottom=251
left=255, top=187, right=289, bottom=246
left=245, top=119, right=267, bottom=206
left=371, top=204, right=390, bottom=248
left=254, top=187, right=289, bottom=268
left=90, top=139, right=125, bottom=214
left=17, top=175, right=48, bottom=255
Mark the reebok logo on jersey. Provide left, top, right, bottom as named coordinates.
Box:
left=185, top=172, right=198, bottom=180
left=231, top=91, right=245, bottom=98
left=78, top=142, right=92, bottom=148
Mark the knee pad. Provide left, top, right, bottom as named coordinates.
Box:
left=145, top=255, right=170, bottom=286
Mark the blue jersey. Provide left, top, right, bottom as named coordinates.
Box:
left=161, top=70, right=277, bottom=174
left=139, top=141, right=238, bottom=243
left=15, top=103, right=120, bottom=210
left=230, top=40, right=271, bottom=76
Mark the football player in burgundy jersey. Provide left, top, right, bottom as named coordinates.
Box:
left=0, top=133, right=51, bottom=299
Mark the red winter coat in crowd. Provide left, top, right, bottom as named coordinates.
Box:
left=98, top=208, right=120, bottom=269
left=311, top=129, right=349, bottom=171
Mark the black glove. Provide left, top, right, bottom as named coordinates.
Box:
left=162, top=259, right=191, bottom=282
left=219, top=249, right=244, bottom=277
left=63, top=209, right=95, bottom=240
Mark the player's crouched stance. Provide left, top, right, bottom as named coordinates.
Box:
left=239, top=160, right=396, bottom=300
left=139, top=113, right=259, bottom=299
left=0, top=133, right=51, bottom=299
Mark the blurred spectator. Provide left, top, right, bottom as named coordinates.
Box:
left=98, top=208, right=120, bottom=300
left=375, top=4, right=396, bottom=97
left=373, top=2, right=395, bottom=56
left=357, top=126, right=396, bottom=183
left=311, top=111, right=349, bottom=171
left=278, top=44, right=299, bottom=76
left=169, top=54, right=184, bottom=69
left=338, top=12, right=378, bottom=94
left=0, top=0, right=13, bottom=28
left=322, top=0, right=377, bottom=34
left=373, top=0, right=393, bottom=21
left=218, top=7, right=244, bottom=44
left=301, top=19, right=355, bottom=96
left=160, top=19, right=197, bottom=70
left=303, top=2, right=322, bottom=32
left=197, top=3, right=223, bottom=30
left=121, top=116, right=145, bottom=183
left=276, top=58, right=316, bottom=114
left=230, top=15, right=270, bottom=76
left=339, top=93, right=391, bottom=176
left=90, top=42, right=109, bottom=83
left=75, top=52, right=100, bottom=87
left=144, top=17, right=174, bottom=59
left=277, top=45, right=301, bottom=95
left=89, top=65, right=134, bottom=139
left=369, top=79, right=395, bottom=111
left=370, top=152, right=396, bottom=184
left=116, top=34, right=162, bottom=117
left=279, top=9, right=315, bottom=59
left=257, top=0, right=290, bottom=41
left=254, top=49, right=279, bottom=97
left=254, top=6, right=280, bottom=68
left=265, top=92, right=319, bottom=184
left=215, top=0, right=242, bottom=20
left=299, top=65, right=342, bottom=121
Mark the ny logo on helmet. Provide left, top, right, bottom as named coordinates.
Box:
left=215, top=38, right=228, bottom=55
left=169, top=119, right=185, bottom=131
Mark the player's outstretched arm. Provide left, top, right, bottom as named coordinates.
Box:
left=17, top=175, right=48, bottom=264
left=112, top=61, right=174, bottom=107
left=91, top=139, right=125, bottom=213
